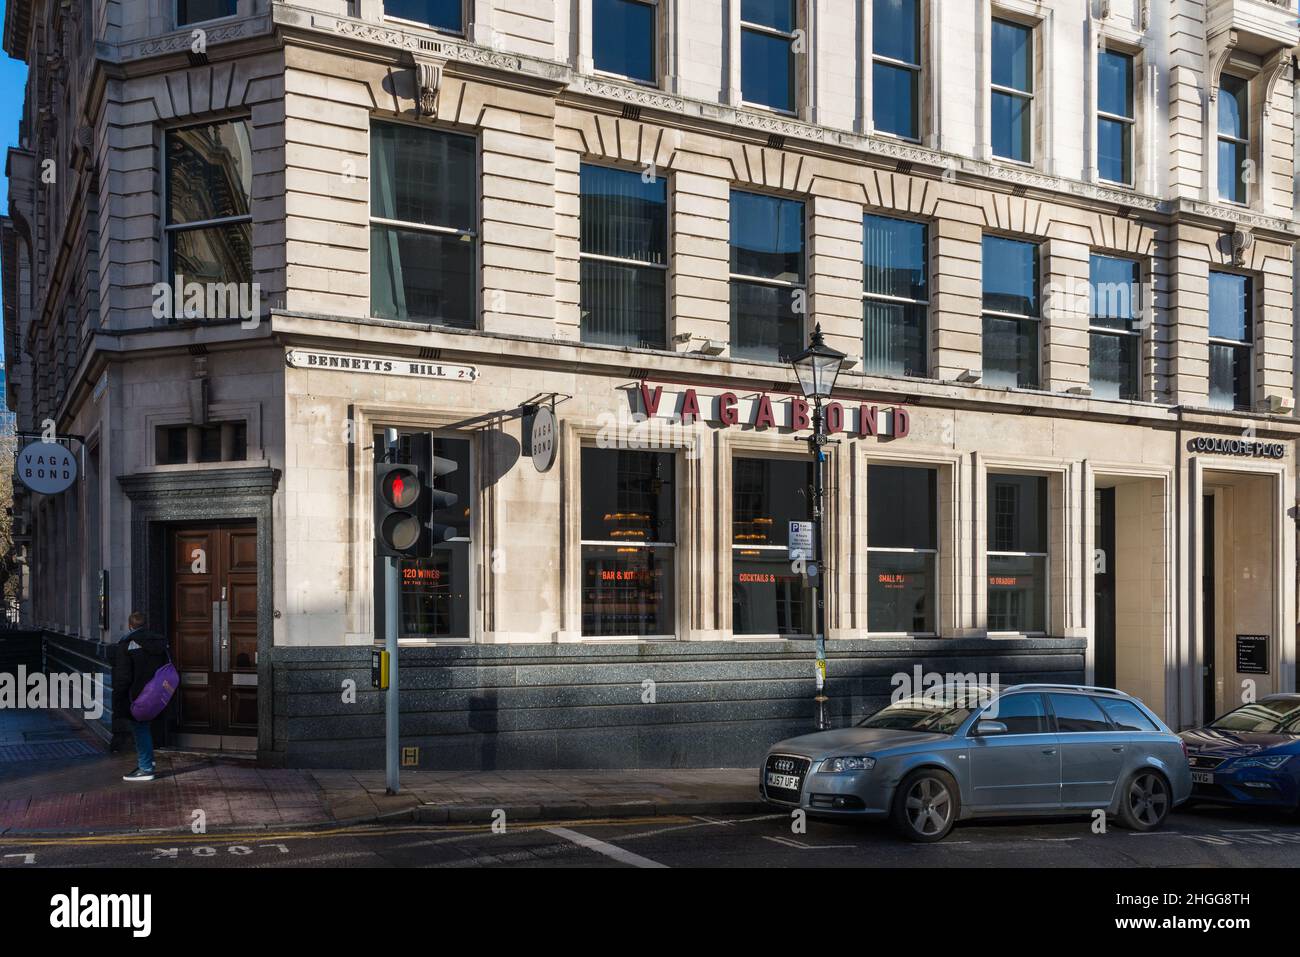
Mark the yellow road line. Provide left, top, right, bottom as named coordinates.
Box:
left=0, top=814, right=701, bottom=849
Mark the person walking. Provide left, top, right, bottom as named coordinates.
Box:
left=112, top=611, right=170, bottom=783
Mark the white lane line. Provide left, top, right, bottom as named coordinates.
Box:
left=544, top=826, right=669, bottom=868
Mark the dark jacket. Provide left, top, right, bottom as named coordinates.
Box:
left=110, top=629, right=170, bottom=724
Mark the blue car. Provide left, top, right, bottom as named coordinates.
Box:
left=1180, top=695, right=1300, bottom=813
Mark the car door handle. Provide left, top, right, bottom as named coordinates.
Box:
left=1112, top=746, right=1125, bottom=753
left=1042, top=748, right=1057, bottom=755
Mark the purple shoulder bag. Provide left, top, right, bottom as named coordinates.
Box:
left=130, top=648, right=180, bottom=722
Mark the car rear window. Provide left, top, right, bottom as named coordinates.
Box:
left=1096, top=698, right=1158, bottom=732
left=1048, top=693, right=1111, bottom=732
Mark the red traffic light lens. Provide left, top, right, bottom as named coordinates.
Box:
left=382, top=467, right=419, bottom=508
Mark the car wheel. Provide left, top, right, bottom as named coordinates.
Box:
left=1117, top=770, right=1172, bottom=832
left=891, top=768, right=959, bottom=843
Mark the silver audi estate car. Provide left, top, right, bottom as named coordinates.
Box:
left=760, top=684, right=1192, bottom=842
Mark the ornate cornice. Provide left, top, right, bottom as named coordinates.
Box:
left=96, top=15, right=273, bottom=63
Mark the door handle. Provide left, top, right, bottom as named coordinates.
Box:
left=1112, top=746, right=1125, bottom=753
left=1042, top=748, right=1057, bottom=755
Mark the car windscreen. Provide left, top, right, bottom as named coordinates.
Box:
left=1209, top=698, right=1300, bottom=734
left=856, top=695, right=986, bottom=735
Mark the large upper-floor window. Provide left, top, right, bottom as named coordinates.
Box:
left=581, top=448, right=677, bottom=637
left=1217, top=74, right=1249, bottom=205
left=730, top=190, right=806, bottom=363
left=580, top=164, right=668, bottom=349
left=370, top=121, right=476, bottom=328
left=165, top=120, right=253, bottom=318
left=1208, top=271, right=1253, bottom=411
left=982, top=236, right=1039, bottom=389
left=177, top=0, right=237, bottom=27
left=741, top=0, right=797, bottom=113
left=867, top=464, right=937, bottom=635
left=863, top=214, right=927, bottom=378
left=987, top=473, right=1047, bottom=635
left=733, top=457, right=814, bottom=636
left=1089, top=254, right=1142, bottom=400
left=872, top=0, right=921, bottom=140
left=1097, top=49, right=1135, bottom=185
left=593, top=0, right=657, bottom=84
left=384, top=0, right=464, bottom=33
left=991, top=18, right=1033, bottom=163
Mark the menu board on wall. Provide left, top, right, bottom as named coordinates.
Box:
left=1236, top=635, right=1269, bottom=676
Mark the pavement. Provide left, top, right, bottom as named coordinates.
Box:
left=0, top=706, right=762, bottom=836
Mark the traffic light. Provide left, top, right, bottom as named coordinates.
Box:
left=374, top=432, right=459, bottom=559
left=411, top=432, right=460, bottom=547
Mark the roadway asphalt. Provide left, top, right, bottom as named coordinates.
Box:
left=3, top=802, right=1298, bottom=869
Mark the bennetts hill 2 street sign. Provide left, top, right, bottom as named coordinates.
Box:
left=286, top=349, right=478, bottom=382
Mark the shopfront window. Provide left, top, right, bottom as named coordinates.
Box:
left=373, top=433, right=473, bottom=640
left=733, top=457, right=814, bottom=635
left=580, top=164, right=668, bottom=349
left=987, top=473, right=1047, bottom=634
left=370, top=121, right=476, bottom=328
left=1208, top=271, right=1253, bottom=411
left=982, top=236, right=1040, bottom=389
left=867, top=464, right=936, bottom=634
left=177, top=0, right=236, bottom=27
left=581, top=449, right=676, bottom=637
left=730, top=190, right=806, bottom=363
left=863, top=214, right=928, bottom=378
left=1089, top=254, right=1141, bottom=400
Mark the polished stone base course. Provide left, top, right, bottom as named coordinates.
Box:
left=267, top=638, right=1086, bottom=770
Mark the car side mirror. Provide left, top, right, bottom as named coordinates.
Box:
left=974, top=720, right=1008, bottom=736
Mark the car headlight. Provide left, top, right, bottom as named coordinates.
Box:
left=1229, top=755, right=1293, bottom=770
left=821, top=756, right=876, bottom=773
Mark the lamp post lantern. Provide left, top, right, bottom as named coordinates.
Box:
left=789, top=324, right=847, bottom=731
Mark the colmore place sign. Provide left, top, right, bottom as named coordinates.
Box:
left=634, top=381, right=910, bottom=439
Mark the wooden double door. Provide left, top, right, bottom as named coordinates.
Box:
left=170, top=523, right=259, bottom=746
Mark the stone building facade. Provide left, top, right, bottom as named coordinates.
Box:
left=2, top=0, right=1299, bottom=768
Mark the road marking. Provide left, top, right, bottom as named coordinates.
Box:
left=761, top=836, right=856, bottom=850
left=544, top=826, right=668, bottom=868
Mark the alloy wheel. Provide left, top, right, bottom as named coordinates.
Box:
left=905, top=777, right=952, bottom=836
left=1128, top=773, right=1170, bottom=827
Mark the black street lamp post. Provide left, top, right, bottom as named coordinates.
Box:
left=789, top=324, right=847, bottom=731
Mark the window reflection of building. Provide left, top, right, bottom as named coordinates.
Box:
left=580, top=449, right=676, bottom=637
left=165, top=120, right=254, bottom=309
left=732, top=457, right=813, bottom=636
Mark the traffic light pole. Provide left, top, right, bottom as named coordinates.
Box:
left=384, top=427, right=401, bottom=795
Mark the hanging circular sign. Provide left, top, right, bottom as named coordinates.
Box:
left=529, top=406, right=557, bottom=473
left=16, top=441, right=78, bottom=495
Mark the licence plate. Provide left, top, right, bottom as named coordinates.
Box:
left=1191, top=771, right=1214, bottom=784
left=767, top=772, right=801, bottom=792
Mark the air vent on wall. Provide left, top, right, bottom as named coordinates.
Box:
left=1012, top=184, right=1029, bottom=197
left=895, top=161, right=913, bottom=175
left=621, top=104, right=642, bottom=121
left=188, top=344, right=208, bottom=356
left=767, top=134, right=786, bottom=150
left=419, top=39, right=437, bottom=52
left=418, top=347, right=441, bottom=360
left=627, top=367, right=649, bottom=380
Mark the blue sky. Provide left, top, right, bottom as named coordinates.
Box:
left=0, top=0, right=26, bottom=362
